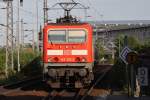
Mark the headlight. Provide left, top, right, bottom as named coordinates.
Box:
left=81, top=57, right=87, bottom=62
left=48, top=57, right=52, bottom=62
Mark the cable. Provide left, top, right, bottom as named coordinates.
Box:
left=86, top=0, right=112, bottom=48
left=13, top=6, right=35, bottom=16
left=86, top=0, right=103, bottom=17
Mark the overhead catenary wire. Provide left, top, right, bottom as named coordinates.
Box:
left=86, top=0, right=112, bottom=49
left=13, top=5, right=43, bottom=19
left=86, top=0, right=103, bottom=18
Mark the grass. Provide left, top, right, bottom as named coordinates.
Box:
left=0, top=71, right=25, bottom=85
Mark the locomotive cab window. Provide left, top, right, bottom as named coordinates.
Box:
left=48, top=29, right=86, bottom=43
left=48, top=30, right=66, bottom=43
left=68, top=30, right=86, bottom=43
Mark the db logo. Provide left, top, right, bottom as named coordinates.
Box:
left=63, top=50, right=71, bottom=55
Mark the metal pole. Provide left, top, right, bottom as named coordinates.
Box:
left=21, top=19, right=23, bottom=48
left=44, top=0, right=48, bottom=24
left=32, top=0, right=35, bottom=51
left=22, top=23, right=24, bottom=47
left=43, top=0, right=45, bottom=24
left=84, top=8, right=87, bottom=21
left=130, top=64, right=134, bottom=96
left=17, top=0, right=20, bottom=72
left=5, top=5, right=8, bottom=77
left=4, top=0, right=14, bottom=76
left=20, top=19, right=25, bottom=48
left=96, top=25, right=98, bottom=41
left=119, top=36, right=121, bottom=55
left=124, top=35, right=130, bottom=96
left=46, top=0, right=48, bottom=23
left=32, top=29, right=35, bottom=51
left=11, top=1, right=14, bottom=71
left=36, top=0, right=39, bottom=52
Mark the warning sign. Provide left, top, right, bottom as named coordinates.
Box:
left=119, top=46, right=132, bottom=64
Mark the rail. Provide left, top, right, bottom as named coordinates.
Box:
left=4, top=75, right=42, bottom=89
left=80, top=71, right=107, bottom=100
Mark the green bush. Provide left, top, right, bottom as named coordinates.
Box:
left=0, top=48, right=42, bottom=84
left=110, top=35, right=142, bottom=90
left=0, top=48, right=5, bottom=71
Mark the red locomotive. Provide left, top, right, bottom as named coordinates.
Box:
left=43, top=2, right=94, bottom=88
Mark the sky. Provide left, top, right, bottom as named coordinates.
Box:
left=14, top=0, right=150, bottom=23
left=0, top=0, right=150, bottom=22
left=1, top=0, right=150, bottom=26
left=0, top=0, right=150, bottom=46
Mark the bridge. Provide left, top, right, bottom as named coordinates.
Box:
left=93, top=24, right=150, bottom=44
left=93, top=24, right=150, bottom=61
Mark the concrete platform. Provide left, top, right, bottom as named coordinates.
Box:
left=107, top=95, right=150, bottom=100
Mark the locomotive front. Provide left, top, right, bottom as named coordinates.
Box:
left=43, top=23, right=94, bottom=88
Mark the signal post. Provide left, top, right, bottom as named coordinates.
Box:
left=126, top=51, right=139, bottom=97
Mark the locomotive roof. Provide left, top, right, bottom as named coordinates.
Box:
left=47, top=23, right=90, bottom=26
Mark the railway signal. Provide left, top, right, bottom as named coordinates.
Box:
left=126, top=51, right=139, bottom=97
left=126, top=51, right=138, bottom=64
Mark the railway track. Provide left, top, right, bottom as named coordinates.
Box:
left=0, top=75, right=43, bottom=96
left=42, top=65, right=112, bottom=100
left=80, top=71, right=109, bottom=100
left=4, top=75, right=42, bottom=88
left=0, top=64, right=112, bottom=100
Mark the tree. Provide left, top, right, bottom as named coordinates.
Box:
left=111, top=35, right=142, bottom=89
left=143, top=37, right=150, bottom=48
left=114, top=34, right=125, bottom=57
left=95, top=40, right=105, bottom=64
left=0, top=48, right=5, bottom=71
left=115, top=35, right=141, bottom=59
